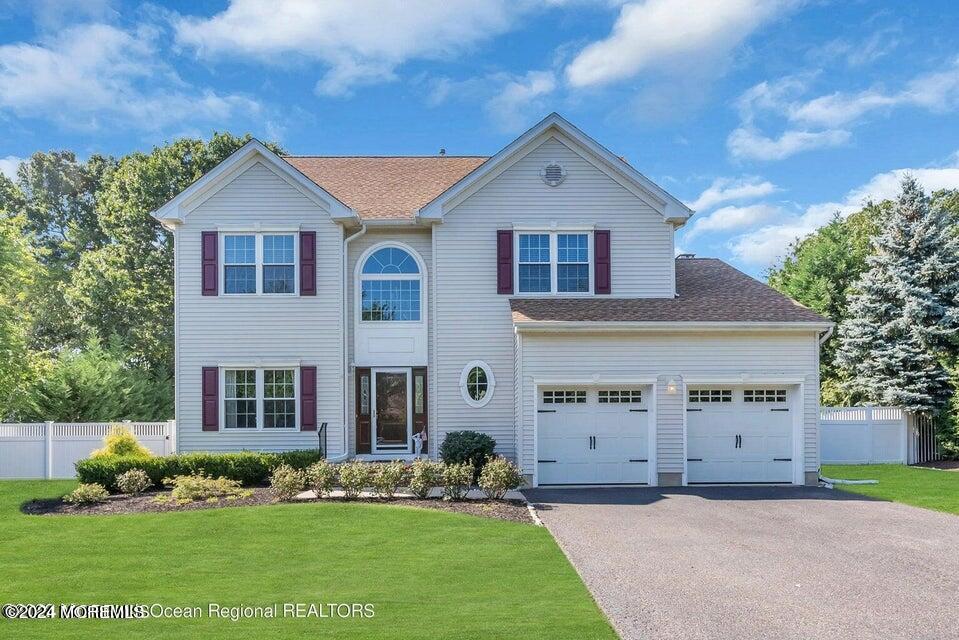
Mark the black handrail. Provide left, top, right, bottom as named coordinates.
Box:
left=318, top=422, right=328, bottom=458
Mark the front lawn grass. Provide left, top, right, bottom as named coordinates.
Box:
left=0, top=481, right=615, bottom=639
left=822, top=464, right=959, bottom=515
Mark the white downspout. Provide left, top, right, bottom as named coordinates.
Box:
left=818, top=326, right=834, bottom=345
left=329, top=224, right=367, bottom=462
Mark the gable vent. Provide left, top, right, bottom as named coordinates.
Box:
left=540, top=162, right=567, bottom=187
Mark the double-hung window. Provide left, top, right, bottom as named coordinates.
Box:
left=224, top=367, right=298, bottom=430
left=517, top=231, right=592, bottom=294
left=222, top=232, right=297, bottom=295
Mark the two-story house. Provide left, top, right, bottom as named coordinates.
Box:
left=153, top=113, right=831, bottom=487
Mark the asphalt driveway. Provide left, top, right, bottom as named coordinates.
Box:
left=524, top=486, right=959, bottom=640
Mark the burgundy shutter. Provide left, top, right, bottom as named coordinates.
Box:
left=201, top=367, right=218, bottom=431
left=300, top=366, right=317, bottom=431
left=300, top=231, right=316, bottom=296
left=595, top=230, right=611, bottom=294
left=201, top=232, right=218, bottom=296
left=496, top=230, right=513, bottom=294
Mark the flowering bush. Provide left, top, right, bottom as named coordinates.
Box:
left=371, top=461, right=407, bottom=499
left=91, top=425, right=152, bottom=458
left=164, top=474, right=247, bottom=502
left=270, top=464, right=306, bottom=501
left=64, top=483, right=109, bottom=504
left=442, top=462, right=474, bottom=501
left=338, top=462, right=372, bottom=500
left=305, top=460, right=337, bottom=498
left=408, top=458, right=443, bottom=499
left=116, top=468, right=153, bottom=495
left=478, top=456, right=523, bottom=500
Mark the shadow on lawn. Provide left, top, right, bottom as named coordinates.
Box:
left=524, top=485, right=879, bottom=509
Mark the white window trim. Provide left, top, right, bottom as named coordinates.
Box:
left=514, top=229, right=594, bottom=297
left=220, top=231, right=299, bottom=296
left=220, top=366, right=299, bottom=431
left=459, top=360, right=495, bottom=408
left=355, top=241, right=427, bottom=325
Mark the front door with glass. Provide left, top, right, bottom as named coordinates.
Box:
left=372, top=369, right=412, bottom=453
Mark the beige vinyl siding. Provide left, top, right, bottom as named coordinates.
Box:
left=345, top=227, right=433, bottom=454
left=176, top=160, right=344, bottom=453
left=519, top=331, right=820, bottom=476
left=433, top=135, right=676, bottom=461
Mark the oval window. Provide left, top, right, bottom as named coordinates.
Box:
left=460, top=360, right=495, bottom=408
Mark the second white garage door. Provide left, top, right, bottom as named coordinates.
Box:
left=537, top=387, right=650, bottom=485
left=686, top=386, right=794, bottom=484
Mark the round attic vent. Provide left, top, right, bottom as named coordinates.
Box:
left=540, top=162, right=567, bottom=187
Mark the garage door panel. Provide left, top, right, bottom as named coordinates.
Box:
left=686, top=386, right=795, bottom=484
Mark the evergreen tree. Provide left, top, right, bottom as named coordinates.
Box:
left=836, top=177, right=959, bottom=413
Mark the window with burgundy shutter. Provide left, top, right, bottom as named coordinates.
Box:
left=300, top=231, right=316, bottom=296
left=496, top=230, right=513, bottom=294
left=201, top=232, right=218, bottom=296
left=300, top=366, right=317, bottom=430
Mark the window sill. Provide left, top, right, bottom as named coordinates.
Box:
left=220, top=427, right=300, bottom=432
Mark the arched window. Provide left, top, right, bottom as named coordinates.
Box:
left=360, top=246, right=422, bottom=321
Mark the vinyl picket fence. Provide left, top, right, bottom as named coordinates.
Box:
left=0, top=421, right=175, bottom=479
left=820, top=407, right=941, bottom=465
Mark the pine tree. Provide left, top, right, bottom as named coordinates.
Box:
left=836, top=177, right=959, bottom=413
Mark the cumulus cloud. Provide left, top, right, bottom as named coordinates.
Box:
left=727, top=127, right=850, bottom=161
left=565, top=0, right=795, bottom=88
left=686, top=204, right=779, bottom=240
left=0, top=23, right=260, bottom=131
left=686, top=176, right=779, bottom=211
left=729, top=155, right=959, bottom=266
left=0, top=155, right=23, bottom=180
left=174, top=0, right=530, bottom=97
left=485, top=71, right=557, bottom=132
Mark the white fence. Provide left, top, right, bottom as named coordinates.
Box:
left=0, top=421, right=175, bottom=479
left=820, top=406, right=908, bottom=464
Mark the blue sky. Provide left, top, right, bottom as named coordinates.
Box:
left=2, top=1, right=959, bottom=278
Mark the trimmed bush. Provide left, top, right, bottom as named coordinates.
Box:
left=305, top=460, right=337, bottom=498
left=64, top=483, right=110, bottom=504
left=270, top=464, right=306, bottom=501
left=116, top=468, right=153, bottom=495
left=478, top=456, right=523, bottom=500
left=371, top=461, right=407, bottom=499
left=439, top=431, right=495, bottom=480
left=91, top=425, right=152, bottom=458
left=75, top=449, right=325, bottom=492
left=338, top=462, right=372, bottom=500
left=165, top=474, right=246, bottom=502
left=408, top=458, right=443, bottom=499
left=442, top=462, right=474, bottom=501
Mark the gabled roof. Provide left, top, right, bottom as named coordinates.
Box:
left=284, top=156, right=487, bottom=220
left=151, top=140, right=356, bottom=226
left=510, top=258, right=831, bottom=326
left=417, top=113, right=693, bottom=223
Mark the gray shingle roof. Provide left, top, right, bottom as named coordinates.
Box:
left=510, top=258, right=830, bottom=324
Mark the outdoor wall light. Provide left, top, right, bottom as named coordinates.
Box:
left=666, top=378, right=678, bottom=394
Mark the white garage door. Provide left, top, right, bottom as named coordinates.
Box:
left=537, top=387, right=650, bottom=485
left=687, top=386, right=794, bottom=484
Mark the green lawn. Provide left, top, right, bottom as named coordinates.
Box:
left=822, top=464, right=959, bottom=515
left=0, top=481, right=615, bottom=639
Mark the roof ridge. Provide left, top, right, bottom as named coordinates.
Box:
left=283, top=155, right=490, bottom=159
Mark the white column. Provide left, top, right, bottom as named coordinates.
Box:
left=45, top=421, right=54, bottom=480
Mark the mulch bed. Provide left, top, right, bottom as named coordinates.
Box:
left=916, top=460, right=959, bottom=471
left=21, top=488, right=533, bottom=524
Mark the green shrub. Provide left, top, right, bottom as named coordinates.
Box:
left=91, top=425, right=153, bottom=458
left=371, top=461, right=407, bottom=499
left=338, top=462, right=372, bottom=499
left=442, top=462, right=474, bottom=501
left=270, top=464, right=306, bottom=501
left=439, top=431, right=495, bottom=480
left=116, top=468, right=153, bottom=495
left=408, top=458, right=443, bottom=499
left=305, top=460, right=337, bottom=497
left=478, top=456, right=523, bottom=500
left=164, top=474, right=246, bottom=502
left=75, top=450, right=324, bottom=491
left=64, top=483, right=109, bottom=504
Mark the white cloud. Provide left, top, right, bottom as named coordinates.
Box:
left=0, top=155, right=23, bottom=180
left=809, top=26, right=901, bottom=68
left=485, top=71, right=557, bottom=132
left=727, top=126, right=849, bottom=161
left=729, top=155, right=959, bottom=266
left=0, top=23, right=260, bottom=131
left=686, top=176, right=778, bottom=211
left=174, top=0, right=531, bottom=97
left=565, top=0, right=796, bottom=88
left=686, top=203, right=779, bottom=239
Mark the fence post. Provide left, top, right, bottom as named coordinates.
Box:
left=167, top=420, right=176, bottom=454
left=865, top=406, right=873, bottom=464
left=900, top=411, right=909, bottom=464
left=45, top=421, right=54, bottom=480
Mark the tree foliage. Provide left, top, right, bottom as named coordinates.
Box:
left=835, top=177, right=959, bottom=413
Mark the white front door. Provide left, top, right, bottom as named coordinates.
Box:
left=372, top=368, right=412, bottom=454
left=537, top=387, right=650, bottom=485
left=686, top=386, right=793, bottom=483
